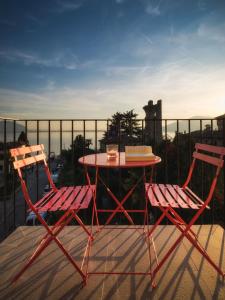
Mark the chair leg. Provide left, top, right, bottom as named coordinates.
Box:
left=151, top=207, right=225, bottom=282
left=39, top=210, right=73, bottom=245
left=147, top=207, right=169, bottom=237
left=53, top=236, right=86, bottom=281
left=12, top=233, right=54, bottom=283
left=93, top=198, right=99, bottom=227
left=175, top=222, right=225, bottom=277
left=12, top=211, right=86, bottom=283
left=71, top=210, right=93, bottom=240
left=165, top=207, right=225, bottom=276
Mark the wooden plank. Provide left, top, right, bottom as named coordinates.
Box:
left=13, top=153, right=46, bottom=169
left=195, top=143, right=225, bottom=155
left=10, top=144, right=44, bottom=157
left=193, top=151, right=223, bottom=167
left=145, top=184, right=160, bottom=207
left=173, top=185, right=199, bottom=209
left=158, top=184, right=179, bottom=208
left=166, top=184, right=189, bottom=208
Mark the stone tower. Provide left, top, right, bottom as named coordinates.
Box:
left=143, top=100, right=162, bottom=145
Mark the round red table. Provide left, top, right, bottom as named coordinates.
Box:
left=78, top=152, right=161, bottom=168
left=78, top=151, right=161, bottom=283
left=78, top=152, right=161, bottom=227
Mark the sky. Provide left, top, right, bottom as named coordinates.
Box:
left=0, top=0, right=225, bottom=119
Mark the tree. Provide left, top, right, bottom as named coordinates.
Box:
left=60, top=134, right=94, bottom=186
left=18, top=131, right=29, bottom=146
left=98, top=110, right=146, bottom=223
left=100, top=110, right=142, bottom=150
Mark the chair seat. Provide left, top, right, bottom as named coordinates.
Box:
left=145, top=183, right=209, bottom=210
left=33, top=185, right=95, bottom=212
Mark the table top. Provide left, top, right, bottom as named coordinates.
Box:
left=78, top=152, right=161, bottom=168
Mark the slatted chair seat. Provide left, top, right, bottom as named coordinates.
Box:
left=145, top=183, right=209, bottom=210
left=145, top=143, right=225, bottom=284
left=10, top=144, right=96, bottom=285
left=34, top=185, right=95, bottom=212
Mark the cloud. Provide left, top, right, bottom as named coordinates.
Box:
left=0, top=49, right=97, bottom=71
left=124, top=18, right=225, bottom=68
left=104, top=65, right=152, bottom=77
left=0, top=89, right=48, bottom=119
left=26, top=14, right=43, bottom=26
left=54, top=0, right=83, bottom=13
left=1, top=11, right=225, bottom=120
left=45, top=80, right=55, bottom=91
left=197, top=22, right=225, bottom=43
left=0, top=19, right=16, bottom=26
left=115, top=0, right=125, bottom=4
left=145, top=5, right=161, bottom=16
left=0, top=50, right=55, bottom=67
left=1, top=59, right=225, bottom=120
left=198, top=0, right=207, bottom=11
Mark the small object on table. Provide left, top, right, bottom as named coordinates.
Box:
left=125, top=145, right=156, bottom=161
left=106, top=144, right=118, bottom=160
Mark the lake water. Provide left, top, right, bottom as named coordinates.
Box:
left=1, top=118, right=216, bottom=155
left=1, top=129, right=176, bottom=156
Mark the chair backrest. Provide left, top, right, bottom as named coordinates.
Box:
left=183, top=143, right=225, bottom=203
left=10, top=144, right=57, bottom=207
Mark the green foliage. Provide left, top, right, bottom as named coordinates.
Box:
left=59, top=134, right=95, bottom=186
left=100, top=110, right=142, bottom=149
left=59, top=114, right=224, bottom=226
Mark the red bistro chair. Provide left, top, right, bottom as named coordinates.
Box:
left=145, top=143, right=225, bottom=283
left=10, top=144, right=96, bottom=285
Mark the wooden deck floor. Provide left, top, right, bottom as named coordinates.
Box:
left=0, top=225, right=224, bottom=300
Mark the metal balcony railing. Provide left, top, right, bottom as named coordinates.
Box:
left=0, top=117, right=224, bottom=241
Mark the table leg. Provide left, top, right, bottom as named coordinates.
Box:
left=84, top=166, right=99, bottom=230
left=98, top=174, right=144, bottom=227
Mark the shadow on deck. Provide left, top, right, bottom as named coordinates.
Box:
left=0, top=225, right=224, bottom=300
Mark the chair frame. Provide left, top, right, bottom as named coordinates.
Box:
left=10, top=144, right=96, bottom=285
left=145, top=143, right=225, bottom=284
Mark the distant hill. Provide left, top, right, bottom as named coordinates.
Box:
left=163, top=116, right=215, bottom=133
left=0, top=121, right=25, bottom=141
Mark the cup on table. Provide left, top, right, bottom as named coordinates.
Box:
left=106, top=144, right=118, bottom=160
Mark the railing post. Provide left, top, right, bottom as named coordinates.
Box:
left=36, top=120, right=39, bottom=201
left=71, top=120, right=75, bottom=184
left=118, top=120, right=121, bottom=152
left=83, top=120, right=86, bottom=155
left=176, top=120, right=180, bottom=185
left=60, top=120, right=62, bottom=156
left=13, top=120, right=16, bottom=229
left=106, top=120, right=109, bottom=147
left=200, top=119, right=204, bottom=224
left=24, top=120, right=28, bottom=220
left=142, top=119, right=144, bottom=145
left=223, top=118, right=225, bottom=226
left=165, top=119, right=168, bottom=183
left=3, top=119, right=7, bottom=238
left=95, top=120, right=97, bottom=152
left=48, top=120, right=51, bottom=171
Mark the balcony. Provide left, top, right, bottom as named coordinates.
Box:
left=0, top=225, right=224, bottom=299
left=0, top=117, right=225, bottom=298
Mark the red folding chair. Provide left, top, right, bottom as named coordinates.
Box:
left=10, top=144, right=96, bottom=285
left=145, top=143, right=225, bottom=284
